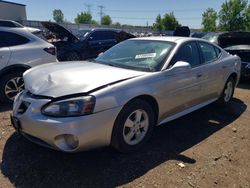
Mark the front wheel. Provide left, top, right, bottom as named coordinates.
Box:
left=111, top=99, right=155, bottom=153
left=217, top=77, right=235, bottom=106
left=0, top=72, right=25, bottom=103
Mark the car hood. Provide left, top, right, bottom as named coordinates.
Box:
left=218, top=32, right=250, bottom=48
left=41, top=21, right=79, bottom=42
left=23, top=62, right=145, bottom=97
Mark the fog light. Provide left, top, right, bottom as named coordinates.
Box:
left=54, top=134, right=79, bottom=152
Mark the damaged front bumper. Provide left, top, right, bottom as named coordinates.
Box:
left=12, top=90, right=122, bottom=152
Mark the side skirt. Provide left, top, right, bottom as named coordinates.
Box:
left=158, top=98, right=218, bottom=126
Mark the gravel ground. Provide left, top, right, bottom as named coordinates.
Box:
left=0, top=83, right=249, bottom=188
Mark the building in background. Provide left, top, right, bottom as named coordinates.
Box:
left=0, top=0, right=27, bottom=21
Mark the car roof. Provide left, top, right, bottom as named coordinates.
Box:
left=130, top=36, right=208, bottom=44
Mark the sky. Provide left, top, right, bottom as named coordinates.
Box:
left=10, top=0, right=249, bottom=28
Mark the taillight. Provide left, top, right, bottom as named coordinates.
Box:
left=44, top=47, right=56, bottom=55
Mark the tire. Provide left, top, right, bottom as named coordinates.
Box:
left=0, top=72, right=25, bottom=103
left=65, top=52, right=80, bottom=61
left=217, top=77, right=235, bottom=106
left=111, top=99, right=155, bottom=153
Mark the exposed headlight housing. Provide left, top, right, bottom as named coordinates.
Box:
left=42, top=96, right=95, bottom=117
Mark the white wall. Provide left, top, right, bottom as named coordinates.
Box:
left=0, top=1, right=27, bottom=21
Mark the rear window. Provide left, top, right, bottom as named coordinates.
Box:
left=0, top=31, right=30, bottom=47
left=0, top=21, right=23, bottom=28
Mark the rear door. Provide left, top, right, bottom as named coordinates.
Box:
left=197, top=41, right=224, bottom=100
left=0, top=31, right=11, bottom=70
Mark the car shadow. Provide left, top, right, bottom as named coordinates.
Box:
left=0, top=98, right=247, bottom=187
left=0, top=103, right=12, bottom=113
left=237, top=81, right=250, bottom=89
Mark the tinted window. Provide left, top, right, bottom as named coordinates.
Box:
left=198, top=42, right=218, bottom=64
left=0, top=21, right=16, bottom=27
left=0, top=31, right=29, bottom=47
left=173, top=42, right=200, bottom=67
left=89, top=31, right=115, bottom=41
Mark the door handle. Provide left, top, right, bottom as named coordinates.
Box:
left=0, top=55, right=3, bottom=59
left=196, top=73, right=203, bottom=78
left=222, top=65, right=228, bottom=69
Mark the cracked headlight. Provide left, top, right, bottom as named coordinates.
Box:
left=42, top=96, right=95, bottom=117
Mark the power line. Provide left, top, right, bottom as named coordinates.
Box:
left=91, top=8, right=205, bottom=13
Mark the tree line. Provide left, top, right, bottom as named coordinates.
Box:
left=53, top=9, right=113, bottom=26
left=52, top=0, right=250, bottom=31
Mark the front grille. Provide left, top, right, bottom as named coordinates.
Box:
left=17, top=101, right=30, bottom=114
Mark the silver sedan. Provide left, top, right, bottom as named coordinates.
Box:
left=11, top=37, right=241, bottom=152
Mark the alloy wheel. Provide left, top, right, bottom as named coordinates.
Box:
left=224, top=81, right=233, bottom=102
left=4, top=77, right=24, bottom=101
left=123, top=109, right=149, bottom=145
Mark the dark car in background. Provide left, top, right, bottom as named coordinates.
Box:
left=203, top=32, right=250, bottom=80
left=190, top=32, right=207, bottom=38
left=41, top=22, right=135, bottom=61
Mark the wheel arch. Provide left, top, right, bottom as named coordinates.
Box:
left=123, top=94, right=159, bottom=124
left=0, top=64, right=31, bottom=78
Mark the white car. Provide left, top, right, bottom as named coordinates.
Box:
left=0, top=20, right=41, bottom=34
left=0, top=27, right=58, bottom=103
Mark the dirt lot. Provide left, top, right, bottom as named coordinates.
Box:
left=0, top=83, right=249, bottom=188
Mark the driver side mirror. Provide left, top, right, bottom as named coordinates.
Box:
left=170, top=61, right=191, bottom=74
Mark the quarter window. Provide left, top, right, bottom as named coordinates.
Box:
left=198, top=42, right=218, bottom=64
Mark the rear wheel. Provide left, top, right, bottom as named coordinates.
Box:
left=217, top=77, right=235, bottom=106
left=111, top=99, right=155, bottom=153
left=0, top=72, right=24, bottom=103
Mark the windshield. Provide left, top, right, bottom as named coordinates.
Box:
left=95, top=40, right=175, bottom=72
left=76, top=29, right=91, bottom=40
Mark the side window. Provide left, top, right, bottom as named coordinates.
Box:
left=198, top=42, right=218, bottom=64
left=89, top=31, right=115, bottom=41
left=0, top=31, right=29, bottom=47
left=173, top=42, right=200, bottom=67
left=214, top=46, right=221, bottom=57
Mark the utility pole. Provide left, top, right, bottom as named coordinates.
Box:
left=98, top=5, right=104, bottom=24
left=85, top=4, right=92, bottom=14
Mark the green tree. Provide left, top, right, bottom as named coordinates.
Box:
left=219, top=0, right=249, bottom=31
left=101, top=15, right=112, bottom=25
left=53, top=9, right=64, bottom=23
left=153, top=14, right=164, bottom=32
left=162, top=12, right=181, bottom=30
left=202, top=8, right=218, bottom=32
left=243, top=4, right=250, bottom=30
left=113, top=22, right=121, bottom=27
left=75, top=12, right=92, bottom=24
left=91, top=20, right=99, bottom=25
